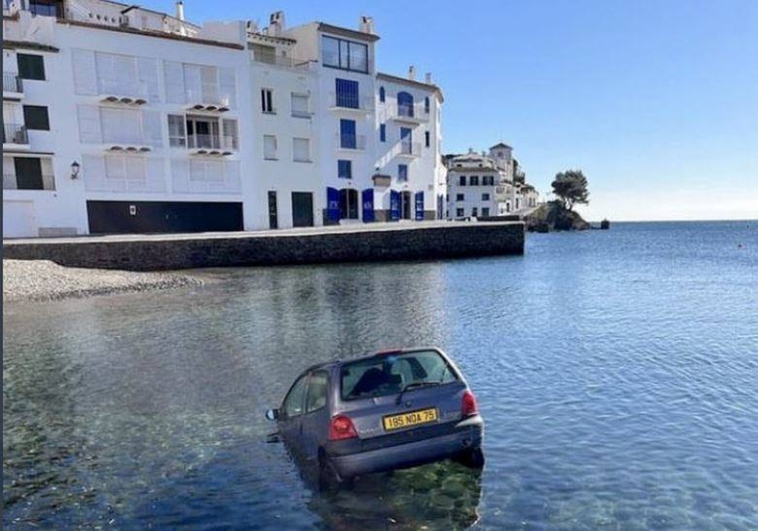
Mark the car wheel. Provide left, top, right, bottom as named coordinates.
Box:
left=318, top=452, right=348, bottom=492
left=455, top=447, right=485, bottom=469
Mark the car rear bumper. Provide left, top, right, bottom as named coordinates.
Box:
left=326, top=415, right=483, bottom=479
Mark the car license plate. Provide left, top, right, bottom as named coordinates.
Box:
left=383, top=408, right=438, bottom=431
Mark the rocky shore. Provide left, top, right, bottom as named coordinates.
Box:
left=3, top=260, right=202, bottom=303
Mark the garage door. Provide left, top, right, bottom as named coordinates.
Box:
left=3, top=201, right=37, bottom=238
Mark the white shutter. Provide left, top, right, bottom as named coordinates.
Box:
left=142, top=110, right=163, bottom=147
left=164, top=61, right=185, bottom=103
left=293, top=138, right=309, bottom=162
left=137, top=57, right=160, bottom=102
left=77, top=105, right=102, bottom=143
left=96, top=53, right=117, bottom=94
left=222, top=119, right=238, bottom=150
left=72, top=49, right=97, bottom=95
left=291, top=93, right=308, bottom=115
left=82, top=154, right=105, bottom=191
left=100, top=108, right=121, bottom=143
left=225, top=160, right=241, bottom=192
left=171, top=158, right=190, bottom=192
left=264, top=135, right=277, bottom=159
left=219, top=67, right=236, bottom=108
left=183, top=64, right=201, bottom=103
left=146, top=158, right=166, bottom=192
left=116, top=54, right=139, bottom=96
left=124, top=157, right=146, bottom=181
left=200, top=65, right=219, bottom=104
left=105, top=156, right=126, bottom=180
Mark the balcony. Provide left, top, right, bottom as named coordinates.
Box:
left=336, top=133, right=366, bottom=151
left=3, top=123, right=29, bottom=148
left=4, top=173, right=55, bottom=191
left=329, top=93, right=374, bottom=113
left=252, top=52, right=313, bottom=70
left=187, top=134, right=238, bottom=156
left=397, top=141, right=421, bottom=158
left=3, top=72, right=23, bottom=98
left=385, top=103, right=430, bottom=124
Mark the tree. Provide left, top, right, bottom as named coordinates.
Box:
left=551, top=170, right=589, bottom=211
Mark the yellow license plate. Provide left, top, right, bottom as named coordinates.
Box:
left=382, top=408, right=438, bottom=431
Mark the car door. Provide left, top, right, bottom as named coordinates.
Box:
left=299, top=370, right=330, bottom=462
left=278, top=373, right=309, bottom=455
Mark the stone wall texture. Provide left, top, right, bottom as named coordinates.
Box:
left=3, top=222, right=524, bottom=272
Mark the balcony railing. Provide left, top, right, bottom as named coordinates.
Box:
left=336, top=133, right=366, bottom=150
left=4, top=173, right=55, bottom=190
left=3, top=72, right=23, bottom=93
left=252, top=52, right=313, bottom=70
left=399, top=141, right=421, bottom=157
left=187, top=134, right=238, bottom=151
left=385, top=103, right=430, bottom=123
left=3, top=123, right=28, bottom=144
left=329, top=93, right=374, bottom=112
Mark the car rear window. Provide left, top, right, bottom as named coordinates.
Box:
left=340, top=350, right=459, bottom=400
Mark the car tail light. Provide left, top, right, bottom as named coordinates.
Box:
left=461, top=390, right=478, bottom=417
left=329, top=415, right=358, bottom=440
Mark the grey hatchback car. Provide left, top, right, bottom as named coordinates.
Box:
left=266, top=347, right=484, bottom=484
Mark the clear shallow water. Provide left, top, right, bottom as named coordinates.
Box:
left=3, top=221, right=757, bottom=531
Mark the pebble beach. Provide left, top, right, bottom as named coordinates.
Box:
left=2, top=259, right=201, bottom=303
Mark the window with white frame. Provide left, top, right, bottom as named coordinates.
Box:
left=291, top=93, right=310, bottom=118
left=222, top=119, right=239, bottom=150
left=293, top=138, right=311, bottom=162
left=105, top=155, right=145, bottom=181
left=190, top=159, right=224, bottom=182
left=264, top=135, right=277, bottom=160
left=168, top=114, right=186, bottom=147
left=100, top=107, right=142, bottom=144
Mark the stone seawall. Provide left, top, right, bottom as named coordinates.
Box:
left=2, top=222, right=524, bottom=272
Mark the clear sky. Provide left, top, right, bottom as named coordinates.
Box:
left=149, top=0, right=757, bottom=221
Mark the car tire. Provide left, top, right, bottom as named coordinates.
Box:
left=318, top=452, right=349, bottom=492
left=454, top=447, right=485, bottom=469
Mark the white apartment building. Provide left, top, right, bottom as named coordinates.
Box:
left=446, top=143, right=538, bottom=219
left=2, top=1, right=445, bottom=237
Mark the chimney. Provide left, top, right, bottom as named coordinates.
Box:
left=269, top=11, right=285, bottom=37
left=425, top=73, right=432, bottom=84
left=468, top=147, right=474, bottom=154
left=408, top=66, right=416, bottom=81
left=359, top=15, right=374, bottom=34
left=175, top=1, right=184, bottom=21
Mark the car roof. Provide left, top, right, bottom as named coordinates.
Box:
left=301, top=347, right=445, bottom=375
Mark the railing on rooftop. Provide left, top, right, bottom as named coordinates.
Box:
left=252, top=52, right=313, bottom=70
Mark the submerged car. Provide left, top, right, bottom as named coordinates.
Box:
left=266, top=347, right=484, bottom=485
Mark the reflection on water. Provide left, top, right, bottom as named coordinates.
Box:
left=4, top=222, right=758, bottom=530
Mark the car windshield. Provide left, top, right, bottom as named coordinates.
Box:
left=340, top=350, right=459, bottom=400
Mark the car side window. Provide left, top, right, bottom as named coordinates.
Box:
left=305, top=371, right=328, bottom=414
left=283, top=374, right=309, bottom=418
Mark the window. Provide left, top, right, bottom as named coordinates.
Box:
left=186, top=115, right=220, bottom=149
left=482, top=208, right=490, bottom=217
left=283, top=374, right=309, bottom=418
left=482, top=193, right=490, bottom=201
left=101, top=108, right=142, bottom=144
left=23, top=105, right=49, bottom=130
left=293, top=137, right=311, bottom=162
left=335, top=78, right=359, bottom=109
left=11, top=157, right=54, bottom=190
left=29, top=0, right=63, bottom=17
left=470, top=175, right=480, bottom=186
left=221, top=119, right=238, bottom=150
left=17, top=54, right=45, bottom=81
left=322, top=35, right=368, bottom=73
left=397, top=91, right=414, bottom=117
left=338, top=159, right=352, bottom=179
left=425, top=131, right=430, bottom=148
left=291, top=93, right=310, bottom=118
left=379, top=123, right=386, bottom=142
left=472, top=207, right=478, bottom=217
left=424, top=96, right=430, bottom=114
left=379, top=86, right=385, bottom=102
left=261, top=88, right=274, bottom=113
left=168, top=114, right=186, bottom=146
left=264, top=135, right=277, bottom=160
left=398, top=164, right=408, bottom=182
left=459, top=175, right=466, bottom=186
left=340, top=350, right=458, bottom=401
left=106, top=155, right=146, bottom=182
left=456, top=193, right=464, bottom=201
left=305, top=371, right=328, bottom=414
left=456, top=208, right=464, bottom=217
left=339, top=188, right=359, bottom=219
left=340, top=119, right=357, bottom=149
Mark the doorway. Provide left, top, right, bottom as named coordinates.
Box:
left=291, top=192, right=314, bottom=227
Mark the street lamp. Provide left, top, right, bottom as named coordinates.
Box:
left=70, top=161, right=81, bottom=180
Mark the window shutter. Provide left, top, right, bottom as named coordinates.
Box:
left=200, top=65, right=219, bottom=104
left=171, top=158, right=189, bottom=192
left=222, top=119, right=238, bottom=150
left=81, top=154, right=105, bottom=191
left=183, top=64, right=201, bottom=103
left=142, top=110, right=163, bottom=147
left=326, top=187, right=340, bottom=222
left=219, top=67, right=236, bottom=108
left=138, top=57, right=160, bottom=102
left=225, top=160, right=241, bottom=192
left=72, top=49, right=97, bottom=95
left=77, top=105, right=102, bottom=143
left=362, top=189, right=374, bottom=222
left=415, top=192, right=425, bottom=220
left=164, top=61, right=185, bottom=103
left=146, top=158, right=166, bottom=192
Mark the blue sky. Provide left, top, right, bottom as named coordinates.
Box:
left=152, top=0, right=757, bottom=221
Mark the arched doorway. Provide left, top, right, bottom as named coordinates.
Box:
left=339, top=188, right=359, bottom=220
left=400, top=191, right=412, bottom=220
left=397, top=91, right=414, bottom=118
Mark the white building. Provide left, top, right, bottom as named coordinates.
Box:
left=445, top=143, right=537, bottom=219
left=2, top=1, right=445, bottom=237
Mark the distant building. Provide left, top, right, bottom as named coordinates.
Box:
left=2, top=1, right=445, bottom=237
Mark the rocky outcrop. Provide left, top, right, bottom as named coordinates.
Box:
left=525, top=202, right=591, bottom=232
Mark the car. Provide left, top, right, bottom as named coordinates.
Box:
left=265, top=347, right=484, bottom=486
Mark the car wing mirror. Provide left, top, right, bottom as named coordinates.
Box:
left=265, top=408, right=279, bottom=421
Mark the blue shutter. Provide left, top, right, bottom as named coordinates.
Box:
left=362, top=189, right=374, bottom=223
left=380, top=123, right=386, bottom=142
left=340, top=119, right=356, bottom=149
left=327, top=187, right=340, bottom=222
left=336, top=78, right=359, bottom=109
left=437, top=194, right=444, bottom=219
left=390, top=190, right=401, bottom=221
left=415, top=191, right=425, bottom=220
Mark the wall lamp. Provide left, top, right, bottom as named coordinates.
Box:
left=71, top=161, right=80, bottom=180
